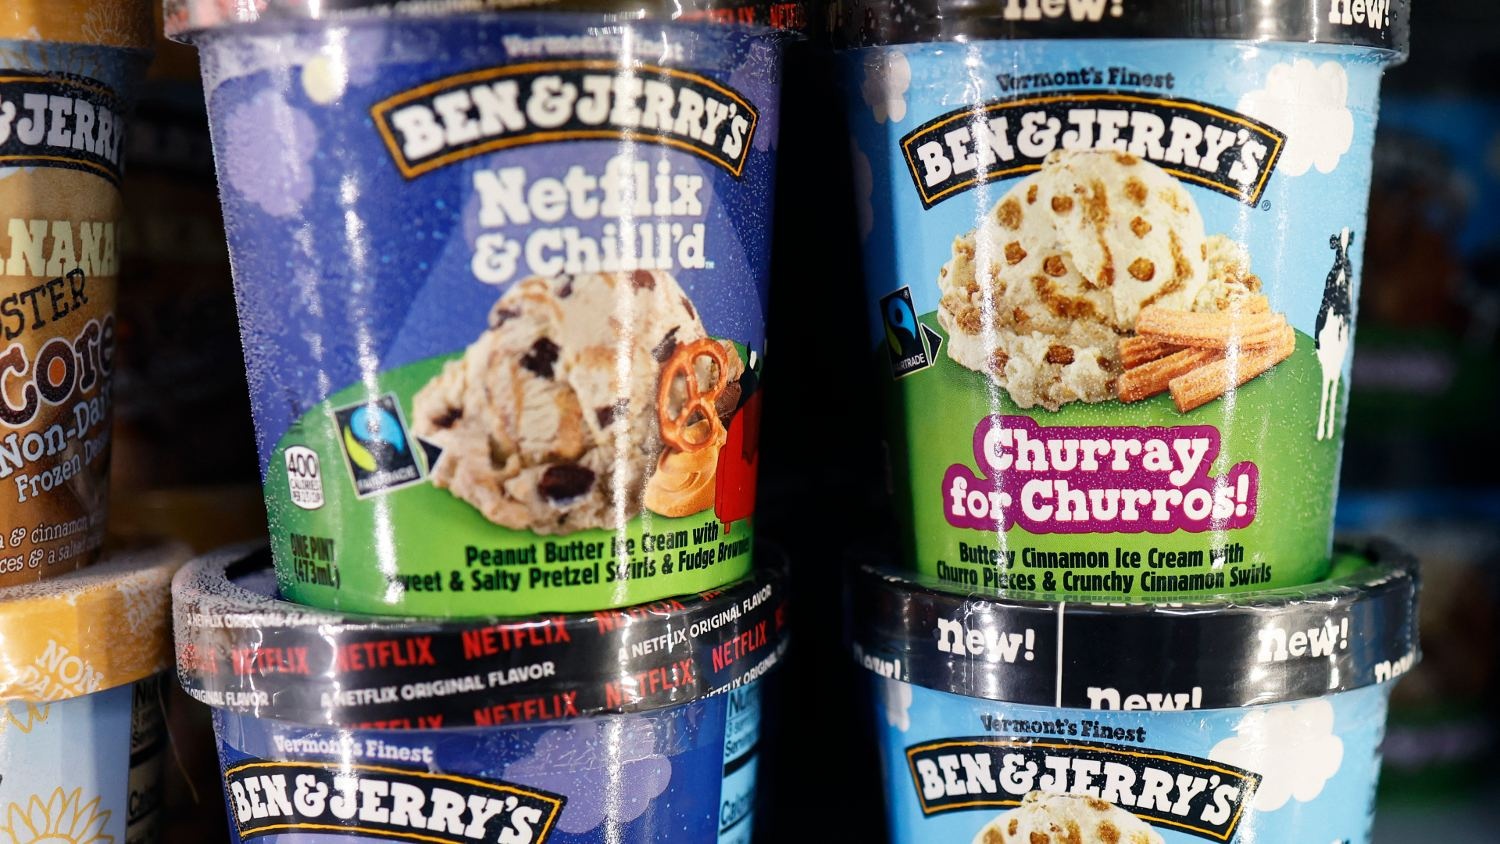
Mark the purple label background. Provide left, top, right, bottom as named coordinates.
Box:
left=197, top=18, right=782, bottom=474
left=943, top=416, right=1260, bottom=534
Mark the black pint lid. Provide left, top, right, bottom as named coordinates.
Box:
left=834, top=0, right=1410, bottom=53
left=174, top=543, right=788, bottom=729
left=164, top=0, right=812, bottom=39
left=853, top=538, right=1419, bottom=709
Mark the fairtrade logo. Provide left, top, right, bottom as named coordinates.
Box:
left=331, top=395, right=424, bottom=498
left=344, top=405, right=406, bottom=472
left=880, top=287, right=943, bottom=379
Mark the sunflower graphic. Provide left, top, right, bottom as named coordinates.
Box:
left=0, top=789, right=113, bottom=844
left=0, top=702, right=49, bottom=735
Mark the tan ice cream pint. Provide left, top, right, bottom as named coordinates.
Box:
left=0, top=1, right=150, bottom=583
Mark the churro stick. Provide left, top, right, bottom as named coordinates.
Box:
left=1169, top=325, right=1295, bottom=413
left=1135, top=307, right=1286, bottom=349
left=1121, top=296, right=1272, bottom=368
left=1118, top=347, right=1223, bottom=403
left=1119, top=336, right=1183, bottom=369
left=1237, top=294, right=1271, bottom=314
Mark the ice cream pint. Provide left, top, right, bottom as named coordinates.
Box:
left=164, top=1, right=791, bottom=617
left=837, top=1, right=1410, bottom=598
left=853, top=539, right=1420, bottom=843
left=173, top=543, right=789, bottom=843
left=0, top=2, right=151, bottom=583
left=0, top=541, right=189, bottom=844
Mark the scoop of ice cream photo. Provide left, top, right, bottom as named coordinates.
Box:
left=413, top=270, right=742, bottom=533
left=972, top=792, right=1165, bottom=844
left=937, top=149, right=1275, bottom=411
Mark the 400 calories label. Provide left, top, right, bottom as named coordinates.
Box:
left=203, top=19, right=782, bottom=616
left=0, top=69, right=127, bottom=583
left=844, top=36, right=1398, bottom=597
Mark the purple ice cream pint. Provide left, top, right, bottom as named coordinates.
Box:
left=163, top=0, right=802, bottom=617
left=172, top=542, right=789, bottom=843
left=853, top=538, right=1420, bottom=843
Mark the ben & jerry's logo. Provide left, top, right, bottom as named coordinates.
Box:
left=373, top=61, right=758, bottom=179
left=901, top=90, right=1285, bottom=208
left=0, top=72, right=126, bottom=184
left=223, top=760, right=564, bottom=843
left=906, top=737, right=1259, bottom=841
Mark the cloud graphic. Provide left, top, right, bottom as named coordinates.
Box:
left=1237, top=60, right=1354, bottom=177
left=879, top=677, right=912, bottom=732
left=502, top=719, right=672, bottom=834
left=218, top=90, right=318, bottom=218
left=1209, top=699, right=1344, bottom=811
left=850, top=138, right=874, bottom=240
left=302, top=56, right=350, bottom=105
left=300, top=30, right=386, bottom=105
left=861, top=51, right=911, bottom=124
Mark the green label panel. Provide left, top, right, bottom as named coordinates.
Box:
left=888, top=318, right=1337, bottom=600
left=265, top=358, right=754, bottom=617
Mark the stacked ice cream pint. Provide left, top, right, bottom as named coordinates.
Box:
left=0, top=0, right=152, bottom=583
left=0, top=542, right=189, bottom=844
left=163, top=0, right=799, bottom=840
left=835, top=0, right=1424, bottom=841
left=0, top=5, right=184, bottom=838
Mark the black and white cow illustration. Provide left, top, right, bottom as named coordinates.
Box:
left=1315, top=228, right=1355, bottom=441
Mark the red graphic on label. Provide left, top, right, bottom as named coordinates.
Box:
left=715, top=390, right=761, bottom=531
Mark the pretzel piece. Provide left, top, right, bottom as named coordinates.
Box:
left=657, top=339, right=730, bottom=453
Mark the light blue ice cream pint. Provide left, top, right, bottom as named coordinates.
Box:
left=853, top=540, right=1420, bottom=843
left=832, top=0, right=1413, bottom=599
left=0, top=543, right=188, bottom=844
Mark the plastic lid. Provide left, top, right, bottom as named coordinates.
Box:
left=0, top=0, right=155, bottom=50
left=164, top=0, right=812, bottom=40
left=173, top=542, right=789, bottom=729
left=853, top=538, right=1419, bottom=709
left=0, top=539, right=191, bottom=702
left=834, top=0, right=1410, bottom=53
